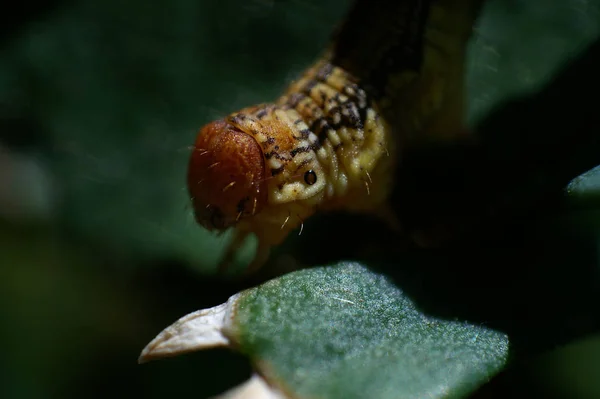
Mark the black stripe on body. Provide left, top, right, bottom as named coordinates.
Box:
left=330, top=0, right=431, bottom=99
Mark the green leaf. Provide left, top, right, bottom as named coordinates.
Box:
left=142, top=262, right=509, bottom=398
left=231, top=263, right=508, bottom=399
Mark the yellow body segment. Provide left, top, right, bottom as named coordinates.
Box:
left=219, top=61, right=396, bottom=272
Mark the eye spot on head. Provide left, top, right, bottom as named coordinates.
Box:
left=304, top=170, right=317, bottom=185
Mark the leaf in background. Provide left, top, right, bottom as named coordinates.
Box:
left=466, top=0, right=600, bottom=126
left=141, top=263, right=509, bottom=399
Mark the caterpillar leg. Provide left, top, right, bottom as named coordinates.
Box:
left=217, top=229, right=250, bottom=275
left=217, top=229, right=272, bottom=276
left=374, top=204, right=402, bottom=233
left=243, top=242, right=272, bottom=276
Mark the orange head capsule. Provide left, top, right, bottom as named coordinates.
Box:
left=187, top=120, right=267, bottom=231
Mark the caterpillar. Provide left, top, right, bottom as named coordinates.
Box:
left=187, top=0, right=483, bottom=273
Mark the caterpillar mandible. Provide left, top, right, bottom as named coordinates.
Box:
left=187, top=0, right=482, bottom=273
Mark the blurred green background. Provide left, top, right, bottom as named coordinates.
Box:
left=1, top=0, right=600, bottom=397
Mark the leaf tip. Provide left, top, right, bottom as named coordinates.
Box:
left=138, top=294, right=240, bottom=364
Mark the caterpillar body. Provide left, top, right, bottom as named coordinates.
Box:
left=187, top=0, right=482, bottom=272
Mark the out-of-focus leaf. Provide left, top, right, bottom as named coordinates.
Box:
left=567, top=166, right=600, bottom=207
left=142, top=263, right=509, bottom=399
left=466, top=0, right=600, bottom=125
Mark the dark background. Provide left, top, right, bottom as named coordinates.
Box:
left=1, top=0, right=599, bottom=398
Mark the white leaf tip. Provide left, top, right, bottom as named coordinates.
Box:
left=139, top=294, right=240, bottom=364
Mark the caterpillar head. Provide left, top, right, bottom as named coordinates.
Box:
left=187, top=120, right=267, bottom=231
